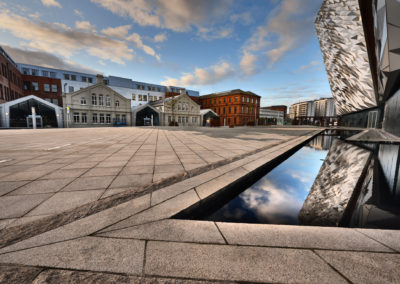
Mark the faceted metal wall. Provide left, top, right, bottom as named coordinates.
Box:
left=373, top=0, right=400, bottom=100
left=315, top=0, right=377, bottom=115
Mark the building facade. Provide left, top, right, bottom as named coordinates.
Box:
left=21, top=74, right=62, bottom=106
left=62, top=76, right=131, bottom=127
left=289, top=98, right=337, bottom=125
left=259, top=108, right=284, bottom=125
left=263, top=105, right=287, bottom=118
left=0, top=47, right=23, bottom=104
left=199, top=89, right=260, bottom=126
left=150, top=93, right=201, bottom=127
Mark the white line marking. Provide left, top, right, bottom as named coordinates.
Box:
left=46, top=144, right=71, bottom=151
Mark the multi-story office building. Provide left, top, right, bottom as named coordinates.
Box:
left=263, top=105, right=287, bottom=118
left=0, top=47, right=23, bottom=104
left=259, top=108, right=284, bottom=125
left=199, top=89, right=260, bottom=126
left=16, top=63, right=199, bottom=109
left=289, top=98, right=337, bottom=125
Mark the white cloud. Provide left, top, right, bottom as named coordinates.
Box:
left=161, top=61, right=234, bottom=86
left=127, top=32, right=160, bottom=61
left=0, top=11, right=134, bottom=65
left=74, top=9, right=84, bottom=19
left=300, top=60, right=321, bottom=70
left=240, top=51, right=258, bottom=76
left=197, top=26, right=233, bottom=41
left=101, top=25, right=131, bottom=39
left=2, top=45, right=100, bottom=74
left=240, top=0, right=321, bottom=70
left=153, top=33, right=167, bottom=43
left=75, top=21, right=96, bottom=32
left=41, top=0, right=62, bottom=8
left=230, top=11, right=253, bottom=25
left=91, top=0, right=233, bottom=31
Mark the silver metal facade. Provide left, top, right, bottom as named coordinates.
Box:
left=315, top=0, right=377, bottom=115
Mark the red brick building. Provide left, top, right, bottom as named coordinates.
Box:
left=0, top=47, right=23, bottom=104
left=199, top=89, right=260, bottom=126
left=22, top=75, right=62, bottom=106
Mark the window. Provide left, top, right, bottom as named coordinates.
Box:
left=115, top=100, right=119, bottom=107
left=235, top=97, right=238, bottom=102
left=64, top=74, right=70, bottom=80
left=32, top=82, right=39, bottom=91
left=228, top=107, right=231, bottom=114
left=122, top=115, right=126, bottom=122
left=31, top=69, right=39, bottom=76
left=132, top=93, right=136, bottom=100
left=229, top=97, right=231, bottom=102
left=106, top=114, right=111, bottom=124
left=242, top=97, right=244, bottom=102
left=50, top=72, right=56, bottom=78
left=178, top=103, right=181, bottom=111
left=92, top=113, right=98, bottom=123
left=192, top=117, right=196, bottom=123
left=178, top=116, right=181, bottom=123
left=159, top=96, right=162, bottom=100
left=22, top=68, right=29, bottom=75
left=88, top=78, right=93, bottom=83
left=45, top=98, right=51, bottom=103
left=90, top=94, right=97, bottom=105
left=241, top=106, right=244, bottom=113
left=138, top=94, right=142, bottom=101
left=82, top=76, right=87, bottom=82
left=42, top=70, right=49, bottom=77
left=149, top=95, right=153, bottom=101
left=213, top=99, right=216, bottom=104
left=71, top=75, right=76, bottom=81
left=234, top=106, right=237, bottom=114
left=148, top=86, right=151, bottom=91
left=81, top=113, right=87, bottom=123
left=168, top=116, right=171, bottom=123
left=68, top=86, right=74, bottom=92
left=44, top=84, right=50, bottom=92
left=53, top=98, right=58, bottom=105
left=106, top=95, right=111, bottom=107
left=223, top=107, right=225, bottom=114
left=23, top=81, right=30, bottom=90
left=0, top=84, right=3, bottom=99
left=116, top=114, right=120, bottom=122
left=157, top=88, right=161, bottom=92
left=251, top=98, right=254, bottom=103
left=247, top=97, right=249, bottom=103
left=80, top=97, right=86, bottom=105
left=99, top=95, right=104, bottom=105
left=51, top=84, right=57, bottom=92
left=73, top=113, right=80, bottom=123
left=143, top=95, right=147, bottom=101
left=99, top=114, right=105, bottom=123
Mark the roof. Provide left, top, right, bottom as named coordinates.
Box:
left=0, top=95, right=62, bottom=110
left=200, top=109, right=218, bottom=116
left=65, top=82, right=130, bottom=102
left=200, top=89, right=261, bottom=99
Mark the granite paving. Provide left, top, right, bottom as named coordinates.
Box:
left=0, top=126, right=399, bottom=283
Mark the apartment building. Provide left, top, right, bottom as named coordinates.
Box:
left=0, top=47, right=23, bottom=104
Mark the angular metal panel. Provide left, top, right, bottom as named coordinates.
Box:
left=315, top=0, right=377, bottom=115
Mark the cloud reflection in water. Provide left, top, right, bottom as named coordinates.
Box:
left=207, top=145, right=328, bottom=224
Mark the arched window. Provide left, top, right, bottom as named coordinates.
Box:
left=99, top=94, right=104, bottom=106
left=106, top=95, right=111, bottom=107
left=92, top=94, right=97, bottom=105
left=115, top=100, right=120, bottom=107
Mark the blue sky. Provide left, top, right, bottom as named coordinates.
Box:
left=0, top=0, right=331, bottom=106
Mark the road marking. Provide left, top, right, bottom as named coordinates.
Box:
left=0, top=159, right=11, bottom=163
left=46, top=144, right=71, bottom=151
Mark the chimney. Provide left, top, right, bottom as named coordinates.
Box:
left=96, top=74, right=104, bottom=83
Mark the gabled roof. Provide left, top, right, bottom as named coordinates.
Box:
left=66, top=82, right=130, bottom=102
left=150, top=93, right=199, bottom=107
left=131, top=103, right=161, bottom=114
left=200, top=109, right=218, bottom=116
left=0, top=95, right=62, bottom=110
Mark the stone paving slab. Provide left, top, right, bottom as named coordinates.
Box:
left=0, top=194, right=150, bottom=255
left=316, top=250, right=400, bottom=283
left=0, top=237, right=145, bottom=275
left=357, top=228, right=400, bottom=252
left=0, top=194, right=52, bottom=219
left=0, top=127, right=319, bottom=227
left=145, top=241, right=346, bottom=283
left=97, top=219, right=225, bottom=244
left=217, top=223, right=393, bottom=252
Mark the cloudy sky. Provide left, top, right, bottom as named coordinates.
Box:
left=0, top=0, right=331, bottom=106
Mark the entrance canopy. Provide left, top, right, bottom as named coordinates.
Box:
left=132, top=104, right=161, bottom=126
left=0, top=95, right=63, bottom=128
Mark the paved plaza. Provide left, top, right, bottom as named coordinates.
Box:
left=0, top=127, right=399, bottom=283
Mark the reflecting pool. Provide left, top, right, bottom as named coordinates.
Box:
left=204, top=136, right=330, bottom=224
